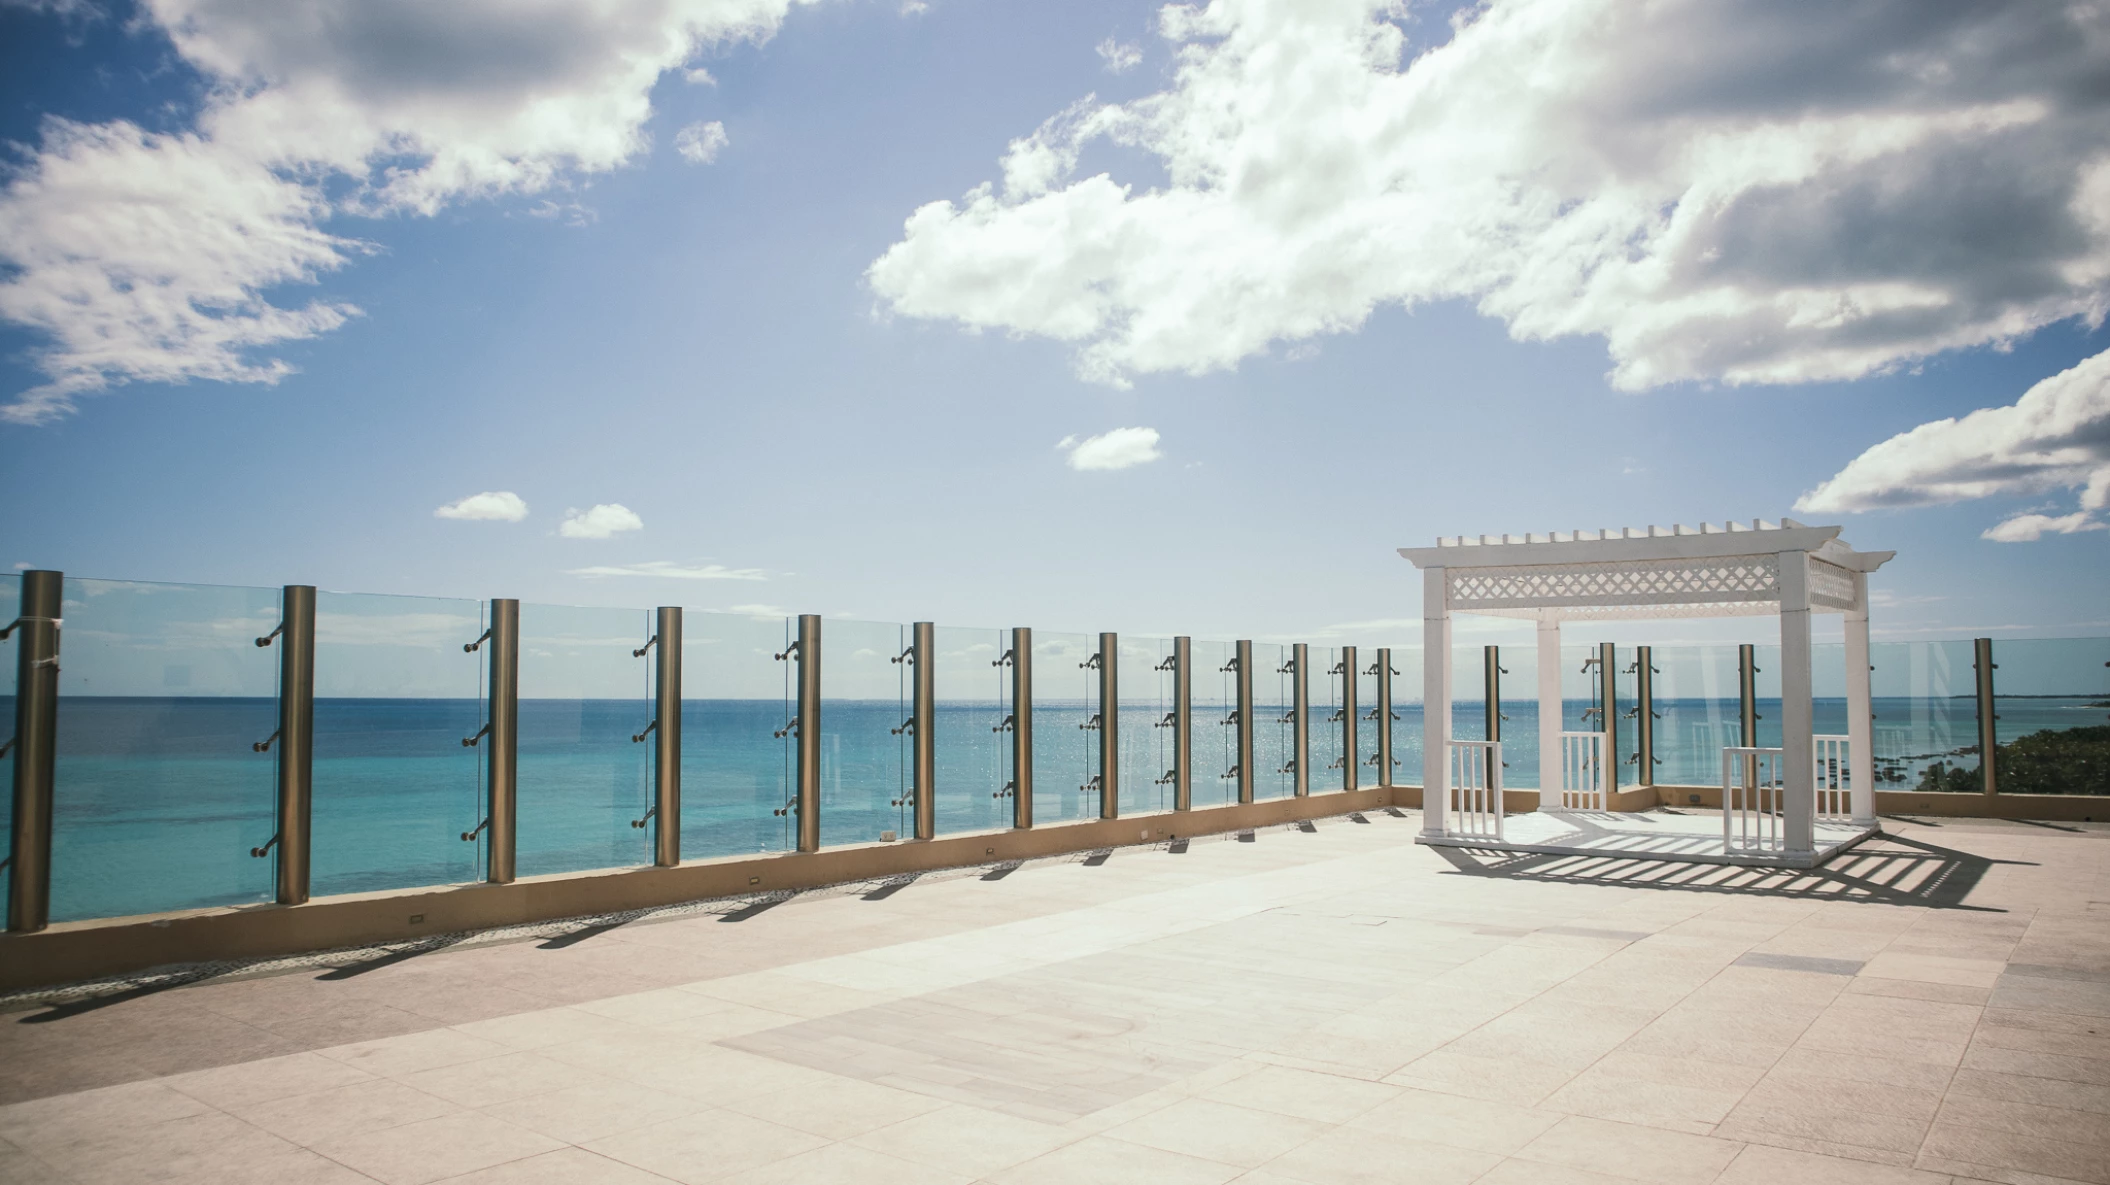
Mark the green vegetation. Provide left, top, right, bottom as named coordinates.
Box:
left=1996, top=724, right=2110, bottom=795
left=1913, top=726, right=2110, bottom=795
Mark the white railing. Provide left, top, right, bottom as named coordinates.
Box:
left=1447, top=740, right=1503, bottom=841
left=1813, top=735, right=1850, bottom=824
left=1559, top=731, right=1606, bottom=811
left=1722, top=746, right=1785, bottom=853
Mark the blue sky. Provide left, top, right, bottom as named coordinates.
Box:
left=1, top=0, right=2105, bottom=649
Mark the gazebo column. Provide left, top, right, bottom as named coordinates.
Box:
left=1778, top=551, right=1816, bottom=855
left=1537, top=615, right=1561, bottom=801
left=1844, top=570, right=1876, bottom=826
left=1421, top=565, right=1450, bottom=836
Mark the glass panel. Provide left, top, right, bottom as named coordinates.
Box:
left=1869, top=639, right=1976, bottom=793
left=1485, top=643, right=1534, bottom=790
left=1031, top=630, right=1096, bottom=825
left=1393, top=646, right=1425, bottom=785
left=1117, top=634, right=1172, bottom=817
left=1990, top=637, right=2110, bottom=795
left=516, top=603, right=653, bottom=877
left=51, top=578, right=280, bottom=921
left=933, top=626, right=1009, bottom=835
left=312, top=591, right=484, bottom=896
left=820, top=618, right=905, bottom=847
left=1308, top=647, right=1344, bottom=793
left=1253, top=643, right=1297, bottom=800
left=1193, top=638, right=1236, bottom=807
left=680, top=610, right=793, bottom=858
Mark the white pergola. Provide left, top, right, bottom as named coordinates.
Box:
left=1399, top=519, right=1893, bottom=868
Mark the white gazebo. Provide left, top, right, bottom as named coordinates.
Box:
left=1399, top=519, right=1893, bottom=869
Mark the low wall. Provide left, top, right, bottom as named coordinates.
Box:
left=1647, top=783, right=2105, bottom=822
left=8, top=780, right=2099, bottom=992
left=0, top=787, right=1398, bottom=992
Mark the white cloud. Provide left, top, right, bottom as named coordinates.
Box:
left=899, top=0, right=928, bottom=15
left=0, top=0, right=814, bottom=423
left=1060, top=425, right=1161, bottom=471
left=869, top=0, right=2110, bottom=390
left=558, top=503, right=645, bottom=539
left=675, top=119, right=730, bottom=164
left=434, top=490, right=529, bottom=522
left=1981, top=511, right=2108, bottom=543
left=566, top=559, right=766, bottom=579
left=1797, top=348, right=2110, bottom=539
left=1096, top=38, right=1141, bottom=74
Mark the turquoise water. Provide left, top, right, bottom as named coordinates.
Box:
left=16, top=691, right=2106, bottom=922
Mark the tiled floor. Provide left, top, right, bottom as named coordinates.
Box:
left=3, top=809, right=2107, bottom=1184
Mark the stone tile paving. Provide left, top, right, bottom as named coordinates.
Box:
left=1, top=810, right=2106, bottom=1184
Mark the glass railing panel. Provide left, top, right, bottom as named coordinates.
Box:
left=1192, top=638, right=1236, bottom=807
left=1031, top=630, right=1097, bottom=825
left=1480, top=642, right=1534, bottom=790
left=1990, top=637, right=2109, bottom=795
left=50, top=578, right=281, bottom=920
left=1648, top=644, right=1745, bottom=788
left=1870, top=639, right=1977, bottom=792
left=515, top=603, right=653, bottom=877
left=820, top=618, right=905, bottom=847
left=1116, top=634, right=1172, bottom=817
left=1253, top=643, right=1297, bottom=800
left=679, top=609, right=793, bottom=858
left=312, top=591, right=484, bottom=896
left=933, top=626, right=1009, bottom=834
left=1393, top=646, right=1425, bottom=785
left=1307, top=646, right=1344, bottom=792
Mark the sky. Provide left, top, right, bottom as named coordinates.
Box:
left=0, top=0, right=2106, bottom=654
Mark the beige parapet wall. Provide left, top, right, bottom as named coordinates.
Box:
left=7, top=781, right=2102, bottom=992
left=1648, top=785, right=2106, bottom=821
left=0, top=787, right=1397, bottom=992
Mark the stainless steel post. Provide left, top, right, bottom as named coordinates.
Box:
left=1341, top=646, right=1358, bottom=791
left=654, top=606, right=682, bottom=867
left=1291, top=643, right=1309, bottom=797
left=797, top=614, right=822, bottom=851
left=272, top=586, right=316, bottom=905
left=1011, top=627, right=1032, bottom=828
left=7, top=570, right=62, bottom=933
left=1599, top=641, right=1617, bottom=792
left=1737, top=642, right=1758, bottom=795
left=1171, top=637, right=1192, bottom=811
left=1974, top=637, right=1997, bottom=796
left=1373, top=647, right=1394, bottom=787
left=1737, top=643, right=1758, bottom=747
left=1633, top=644, right=1654, bottom=789
left=1098, top=632, right=1119, bottom=819
left=486, top=599, right=519, bottom=884
left=911, top=622, right=935, bottom=840
left=1233, top=640, right=1255, bottom=804
left=1483, top=645, right=1502, bottom=743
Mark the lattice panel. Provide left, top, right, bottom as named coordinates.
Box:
left=1447, top=555, right=1780, bottom=611
left=1807, top=559, right=1857, bottom=611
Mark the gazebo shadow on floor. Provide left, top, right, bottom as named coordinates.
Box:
left=1428, top=831, right=2027, bottom=910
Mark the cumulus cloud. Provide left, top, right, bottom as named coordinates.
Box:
left=675, top=119, right=729, bottom=164
left=1096, top=38, right=1141, bottom=73
left=1797, top=348, right=2110, bottom=539
left=434, top=490, right=529, bottom=521
left=868, top=0, right=2110, bottom=390
left=1059, top=426, right=1162, bottom=470
left=559, top=503, right=645, bottom=539
left=0, top=0, right=813, bottom=423
left=566, top=559, right=766, bottom=578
